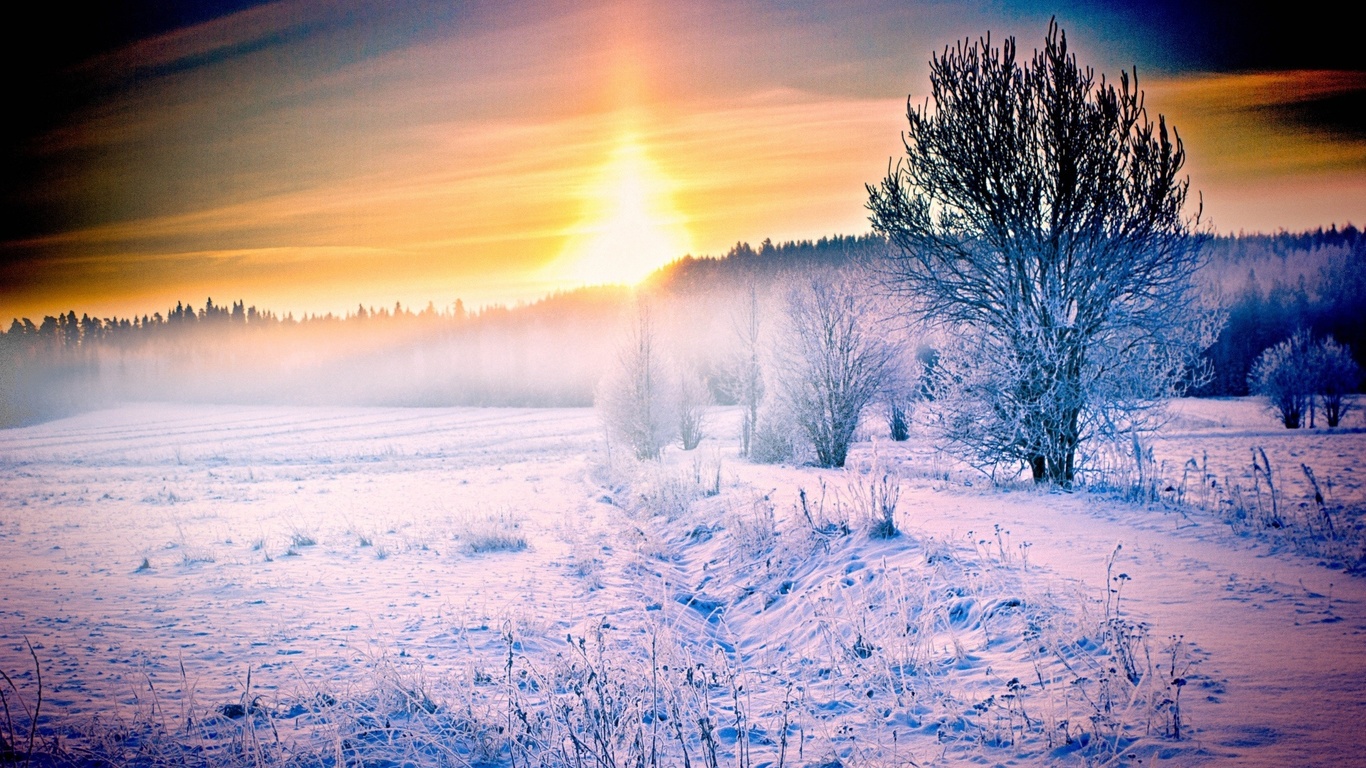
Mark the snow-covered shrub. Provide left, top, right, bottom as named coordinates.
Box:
left=886, top=399, right=911, bottom=441
left=454, top=509, right=527, bottom=554
left=675, top=368, right=710, bottom=450
left=1311, top=336, right=1361, bottom=427
left=726, top=494, right=778, bottom=556
left=846, top=460, right=901, bottom=538
left=629, top=466, right=700, bottom=521
left=690, top=451, right=723, bottom=497
left=1249, top=331, right=1315, bottom=428
left=749, top=403, right=797, bottom=464
left=597, top=303, right=676, bottom=460
left=776, top=272, right=898, bottom=468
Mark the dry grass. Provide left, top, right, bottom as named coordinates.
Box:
left=1086, top=439, right=1366, bottom=571
left=453, top=509, right=527, bottom=555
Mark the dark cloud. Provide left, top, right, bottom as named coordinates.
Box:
left=1267, top=88, right=1366, bottom=141
left=1072, top=1, right=1363, bottom=73
left=1, top=2, right=271, bottom=241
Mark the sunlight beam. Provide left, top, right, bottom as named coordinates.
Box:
left=548, top=133, right=692, bottom=287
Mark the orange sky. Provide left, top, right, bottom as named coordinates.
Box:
left=2, top=1, right=1363, bottom=321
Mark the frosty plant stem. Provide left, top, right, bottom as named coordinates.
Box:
left=1301, top=463, right=1334, bottom=540
left=0, top=638, right=41, bottom=762
left=0, top=670, right=13, bottom=761
left=1165, top=635, right=1189, bottom=741
left=503, top=621, right=517, bottom=768
left=1104, top=544, right=1123, bottom=621
left=1250, top=447, right=1282, bottom=528
left=1103, top=544, right=1146, bottom=685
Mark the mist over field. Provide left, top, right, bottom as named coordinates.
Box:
left=5, top=227, right=1364, bottom=427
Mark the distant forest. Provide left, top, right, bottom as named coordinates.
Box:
left=1194, top=225, right=1365, bottom=396
left=1, top=228, right=1362, bottom=427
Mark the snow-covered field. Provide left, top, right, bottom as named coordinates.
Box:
left=1, top=400, right=1364, bottom=766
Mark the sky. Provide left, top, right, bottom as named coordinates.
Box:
left=2, top=0, right=1362, bottom=321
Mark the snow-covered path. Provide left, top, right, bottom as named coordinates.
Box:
left=889, top=483, right=1366, bottom=766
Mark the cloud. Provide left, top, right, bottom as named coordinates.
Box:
left=4, top=87, right=905, bottom=317
left=4, top=2, right=1364, bottom=318
left=1142, top=70, right=1366, bottom=232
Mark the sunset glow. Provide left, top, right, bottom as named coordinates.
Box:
left=2, top=1, right=1362, bottom=320
left=549, top=132, right=693, bottom=287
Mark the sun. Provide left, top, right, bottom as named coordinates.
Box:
left=550, top=135, right=692, bottom=287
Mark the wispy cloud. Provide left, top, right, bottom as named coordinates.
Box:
left=5, top=87, right=905, bottom=318
left=1144, top=70, right=1366, bottom=232
left=4, top=1, right=1363, bottom=318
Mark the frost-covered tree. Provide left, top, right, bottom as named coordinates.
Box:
left=874, top=339, right=922, bottom=443
left=867, top=21, right=1213, bottom=486
left=778, top=272, right=898, bottom=468
left=675, top=368, right=710, bottom=450
left=726, top=283, right=766, bottom=457
left=1248, top=330, right=1314, bottom=429
left=1311, top=336, right=1360, bottom=428
left=597, top=303, right=675, bottom=460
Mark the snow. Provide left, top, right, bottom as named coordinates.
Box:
left=1151, top=397, right=1366, bottom=512
left=0, top=399, right=1364, bottom=766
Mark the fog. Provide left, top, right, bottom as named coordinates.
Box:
left=3, top=229, right=1362, bottom=427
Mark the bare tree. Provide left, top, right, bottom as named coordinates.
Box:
left=728, top=283, right=766, bottom=457
left=778, top=272, right=898, bottom=468
left=867, top=21, right=1213, bottom=486
left=675, top=367, right=710, bottom=450
left=597, top=302, right=675, bottom=460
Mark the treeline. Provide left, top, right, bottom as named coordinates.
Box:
left=4, top=296, right=456, bottom=343
left=0, top=235, right=895, bottom=426
left=645, top=227, right=1366, bottom=399
left=1198, top=225, right=1366, bottom=395
left=2, top=227, right=1362, bottom=426
left=3, top=234, right=888, bottom=352
left=0, top=290, right=630, bottom=426
left=647, top=234, right=891, bottom=294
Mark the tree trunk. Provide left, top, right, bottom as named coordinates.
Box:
left=1030, top=455, right=1046, bottom=483
left=1325, top=396, right=1343, bottom=428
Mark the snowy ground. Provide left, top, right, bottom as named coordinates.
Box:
left=0, top=400, right=1363, bottom=766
